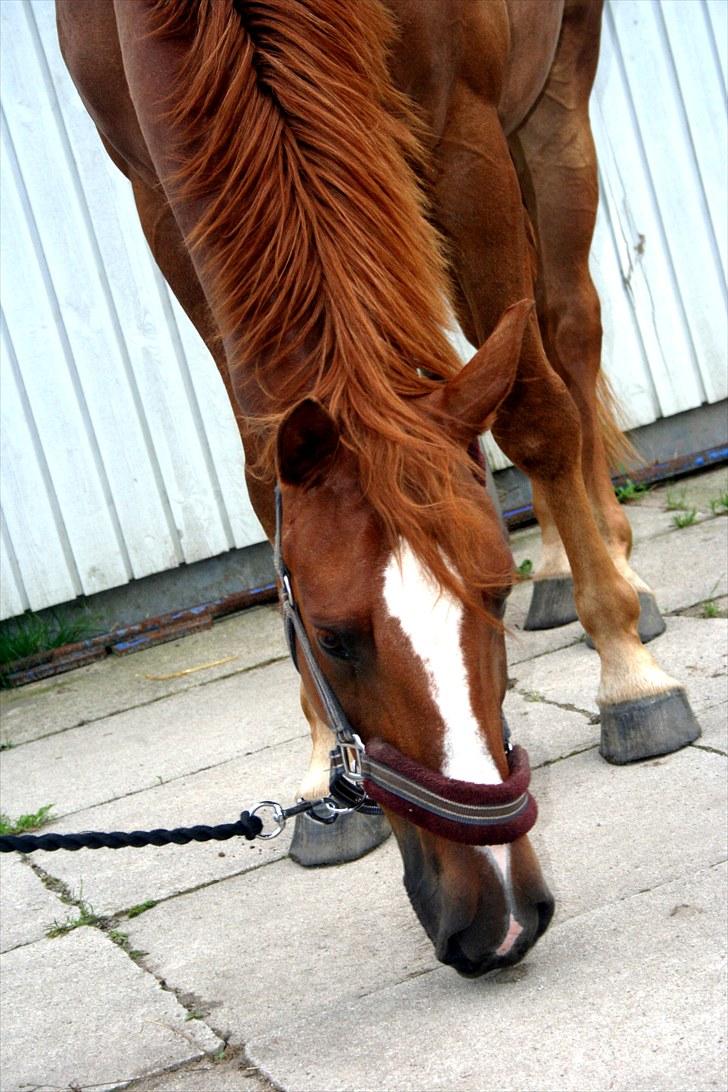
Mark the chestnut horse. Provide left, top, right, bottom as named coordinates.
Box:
left=57, top=0, right=700, bottom=976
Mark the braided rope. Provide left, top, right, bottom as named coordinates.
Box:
left=0, top=812, right=263, bottom=853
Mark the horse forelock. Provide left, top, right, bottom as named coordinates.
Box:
left=147, top=0, right=510, bottom=610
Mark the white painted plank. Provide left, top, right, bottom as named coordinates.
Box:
left=27, top=2, right=217, bottom=573
left=0, top=122, right=130, bottom=597
left=704, top=0, right=727, bottom=93
left=0, top=518, right=29, bottom=620
left=165, top=290, right=266, bottom=547
left=609, top=0, right=726, bottom=403
left=660, top=0, right=728, bottom=286
left=590, top=193, right=659, bottom=432
left=0, top=319, right=79, bottom=612
left=594, top=8, right=705, bottom=417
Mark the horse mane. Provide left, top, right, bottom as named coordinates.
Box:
left=148, top=0, right=512, bottom=607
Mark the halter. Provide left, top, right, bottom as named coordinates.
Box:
left=274, top=486, right=537, bottom=845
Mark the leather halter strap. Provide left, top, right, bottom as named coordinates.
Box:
left=273, top=486, right=537, bottom=845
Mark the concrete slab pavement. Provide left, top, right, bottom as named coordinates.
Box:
left=0, top=471, right=726, bottom=1092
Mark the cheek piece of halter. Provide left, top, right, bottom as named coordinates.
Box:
left=274, top=486, right=537, bottom=846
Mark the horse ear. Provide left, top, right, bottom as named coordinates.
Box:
left=276, top=399, right=340, bottom=488
left=432, top=299, right=534, bottom=438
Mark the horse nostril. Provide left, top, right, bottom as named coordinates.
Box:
left=535, top=894, right=555, bottom=939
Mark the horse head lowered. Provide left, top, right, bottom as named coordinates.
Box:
left=274, top=302, right=553, bottom=976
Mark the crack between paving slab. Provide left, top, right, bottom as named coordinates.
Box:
left=4, top=654, right=292, bottom=749
left=692, top=742, right=728, bottom=757
left=514, top=687, right=599, bottom=723
left=23, top=862, right=279, bottom=1090
left=119, top=1044, right=280, bottom=1092
left=532, top=743, right=599, bottom=770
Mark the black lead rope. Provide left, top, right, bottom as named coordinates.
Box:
left=0, top=812, right=264, bottom=854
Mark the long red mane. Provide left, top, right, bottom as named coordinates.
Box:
left=148, top=0, right=511, bottom=604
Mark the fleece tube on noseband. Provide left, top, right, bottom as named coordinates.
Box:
left=360, top=740, right=537, bottom=845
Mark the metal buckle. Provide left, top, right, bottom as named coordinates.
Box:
left=336, top=734, right=365, bottom=783
left=251, top=801, right=286, bottom=839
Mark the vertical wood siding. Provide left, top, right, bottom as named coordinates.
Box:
left=1, top=0, right=725, bottom=617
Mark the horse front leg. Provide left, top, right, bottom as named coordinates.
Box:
left=289, top=684, right=391, bottom=867
left=432, top=89, right=699, bottom=763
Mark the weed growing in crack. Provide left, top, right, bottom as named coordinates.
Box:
left=614, top=478, right=648, bottom=503
left=516, top=558, right=533, bottom=580
left=702, top=600, right=719, bottom=619
left=665, top=488, right=691, bottom=511
left=126, top=899, right=157, bottom=918
left=47, top=897, right=101, bottom=938
left=709, top=492, right=728, bottom=516
left=0, top=803, right=54, bottom=835
left=672, top=508, right=698, bottom=529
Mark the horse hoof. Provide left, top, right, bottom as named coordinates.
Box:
left=599, top=688, right=701, bottom=764
left=524, top=577, right=578, bottom=630
left=585, top=592, right=667, bottom=649
left=288, top=809, right=391, bottom=868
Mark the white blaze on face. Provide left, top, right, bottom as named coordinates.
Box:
left=382, top=541, right=522, bottom=957
left=381, top=541, right=500, bottom=784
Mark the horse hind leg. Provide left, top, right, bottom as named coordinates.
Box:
left=509, top=0, right=665, bottom=644
left=289, top=684, right=391, bottom=867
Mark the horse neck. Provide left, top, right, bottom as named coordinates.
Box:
left=145, top=0, right=461, bottom=456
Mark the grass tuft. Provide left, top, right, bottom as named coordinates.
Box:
left=127, top=899, right=157, bottom=919
left=709, top=492, right=728, bottom=516
left=614, top=478, right=648, bottom=504
left=701, top=600, right=719, bottom=619
left=0, top=804, right=55, bottom=835
left=47, top=897, right=100, bottom=938
left=672, top=508, right=698, bottom=529
left=665, top=488, right=691, bottom=511
left=515, top=558, right=533, bottom=580
left=0, top=609, right=97, bottom=668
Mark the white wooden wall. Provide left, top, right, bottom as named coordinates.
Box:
left=1, top=0, right=726, bottom=618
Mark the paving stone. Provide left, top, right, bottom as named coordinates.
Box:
left=630, top=517, right=728, bottom=613
left=0, top=658, right=305, bottom=819
left=630, top=466, right=728, bottom=513
left=511, top=615, right=727, bottom=718
left=0, top=606, right=287, bottom=747
left=0, top=927, right=221, bottom=1092
left=0, top=855, right=67, bottom=952
left=501, top=688, right=596, bottom=769
left=529, top=743, right=726, bottom=923
left=32, top=735, right=310, bottom=916
left=247, top=862, right=727, bottom=1092
left=697, top=701, right=728, bottom=754
left=123, top=743, right=725, bottom=1051
left=126, top=840, right=437, bottom=1045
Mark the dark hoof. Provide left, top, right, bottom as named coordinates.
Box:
left=524, top=577, right=578, bottom=630
left=289, top=809, right=391, bottom=868
left=599, top=688, right=701, bottom=764
left=636, top=592, right=667, bottom=642
left=585, top=592, right=667, bottom=649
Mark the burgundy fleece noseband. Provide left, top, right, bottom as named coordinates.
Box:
left=361, top=740, right=536, bottom=845
left=274, top=486, right=538, bottom=846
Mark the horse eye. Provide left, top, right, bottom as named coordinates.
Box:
left=317, top=631, right=352, bottom=661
